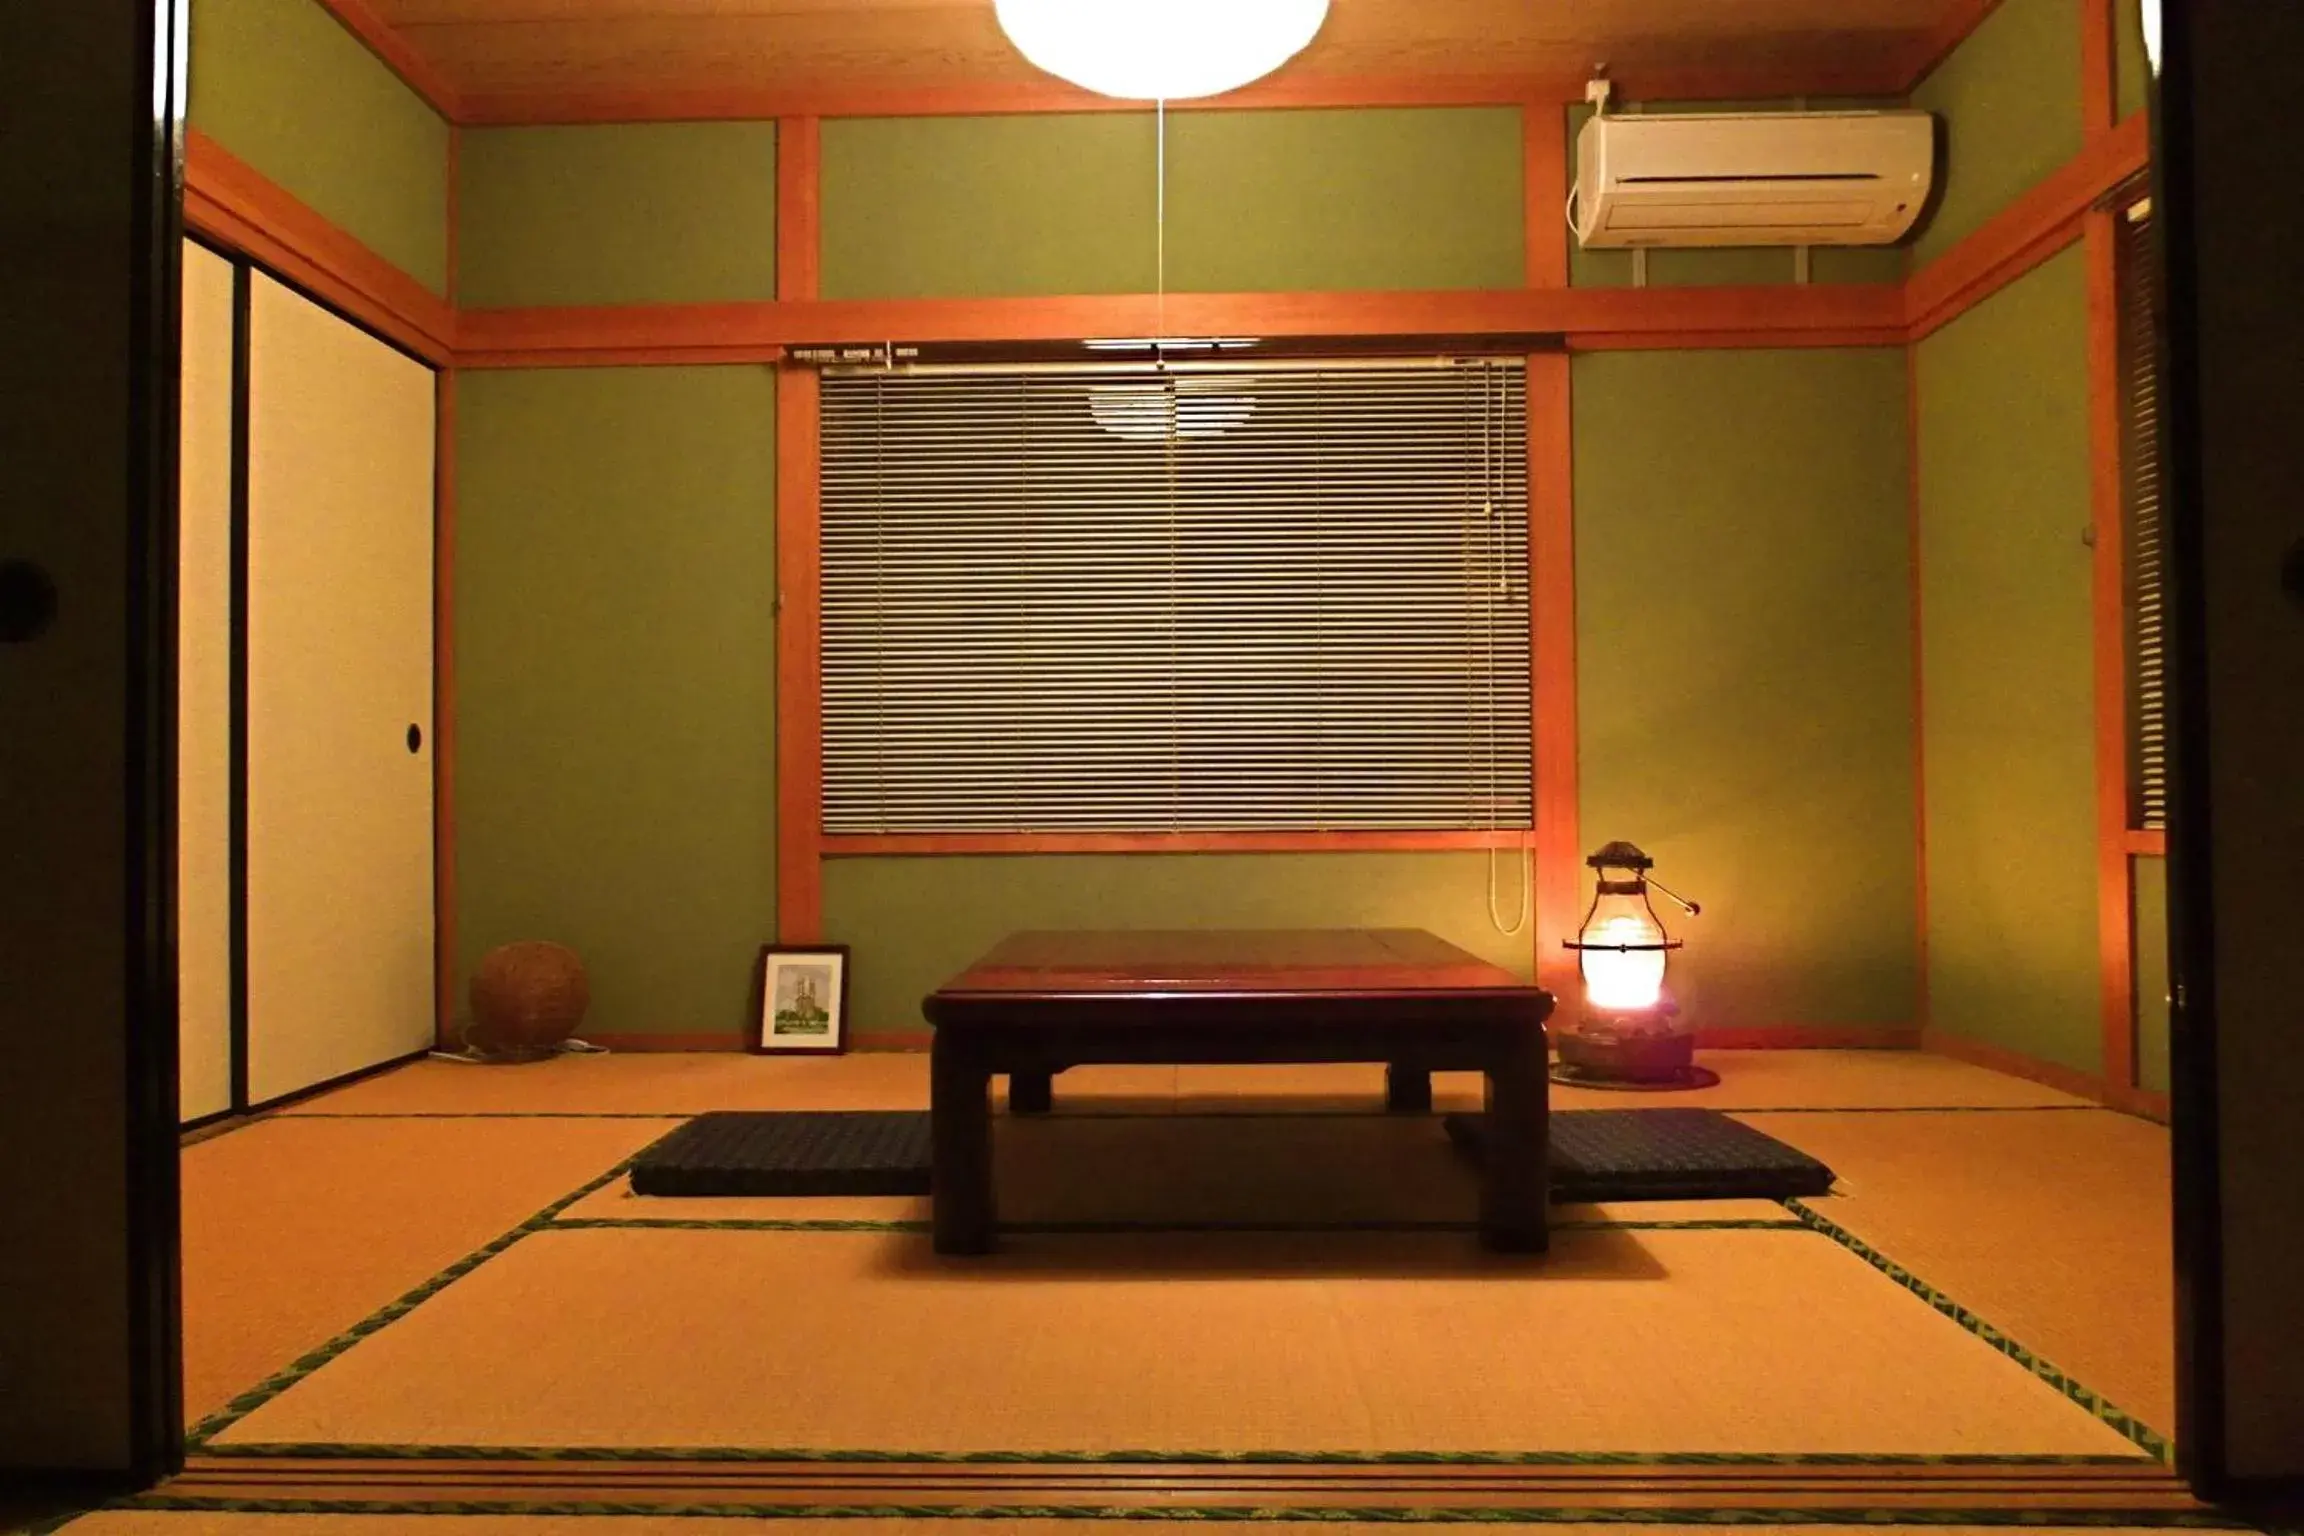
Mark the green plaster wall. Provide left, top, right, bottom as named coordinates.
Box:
left=2134, top=854, right=2169, bottom=1093
left=823, top=854, right=1536, bottom=1037
left=1916, top=246, right=2099, bottom=1072
left=453, top=368, right=779, bottom=1039
left=821, top=107, right=1523, bottom=300
left=458, top=124, right=779, bottom=308
left=1565, top=101, right=1910, bottom=290
left=2116, top=0, right=2151, bottom=125
left=1911, top=0, right=2084, bottom=265
left=188, top=0, right=449, bottom=293
left=1572, top=349, right=1917, bottom=1031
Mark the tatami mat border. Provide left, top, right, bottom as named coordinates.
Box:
left=1782, top=1200, right=2171, bottom=1463
left=188, top=1446, right=2160, bottom=1466
left=183, top=1155, right=644, bottom=1448
left=79, top=1497, right=2260, bottom=1527
left=542, top=1217, right=1813, bottom=1235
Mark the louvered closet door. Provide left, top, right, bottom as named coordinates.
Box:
left=244, top=274, right=436, bottom=1105
left=178, top=240, right=235, bottom=1124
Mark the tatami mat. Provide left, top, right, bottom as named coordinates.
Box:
left=557, top=1113, right=1807, bottom=1229
left=1740, top=1109, right=2175, bottom=1436
left=281, top=1050, right=2089, bottom=1119
left=209, top=1224, right=2143, bottom=1456
left=182, top=1117, right=675, bottom=1419
left=27, top=1519, right=2191, bottom=1536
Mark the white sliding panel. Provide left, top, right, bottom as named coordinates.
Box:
left=245, top=273, right=436, bottom=1105
left=178, top=240, right=236, bottom=1123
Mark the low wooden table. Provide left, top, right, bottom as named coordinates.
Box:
left=922, top=928, right=1553, bottom=1255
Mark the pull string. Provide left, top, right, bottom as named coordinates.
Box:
left=1156, top=96, right=1167, bottom=338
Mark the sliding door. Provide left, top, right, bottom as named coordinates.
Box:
left=244, top=273, right=436, bottom=1105
left=178, top=240, right=235, bottom=1124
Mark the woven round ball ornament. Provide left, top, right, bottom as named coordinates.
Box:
left=467, top=941, right=590, bottom=1062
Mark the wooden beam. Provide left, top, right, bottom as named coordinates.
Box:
left=2086, top=208, right=2139, bottom=1097
left=456, top=283, right=1907, bottom=365
left=310, top=0, right=464, bottom=122
left=774, top=368, right=824, bottom=945
left=1902, top=0, right=2008, bottom=93
left=1524, top=101, right=1569, bottom=291
left=1528, top=352, right=1581, bottom=1000
left=2126, top=828, right=2167, bottom=856
left=775, top=117, right=821, bottom=303
left=1906, top=111, right=2151, bottom=341
left=454, top=64, right=1910, bottom=130
left=184, top=129, right=455, bottom=366
left=2080, top=0, right=2119, bottom=139
left=433, top=369, right=458, bottom=1051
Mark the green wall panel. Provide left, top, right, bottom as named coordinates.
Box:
left=1566, top=102, right=1912, bottom=289
left=822, top=108, right=1521, bottom=300
left=189, top=0, right=448, bottom=294
left=1916, top=247, right=2099, bottom=1072
left=1161, top=108, right=1522, bottom=292
left=455, top=368, right=778, bottom=1038
left=823, top=853, right=1536, bottom=1037
left=1911, top=0, right=2084, bottom=264
left=459, top=124, right=778, bottom=308
left=1572, top=349, right=1916, bottom=1030
left=2134, top=854, right=2169, bottom=1093
left=822, top=115, right=1159, bottom=299
left=2116, top=0, right=2151, bottom=125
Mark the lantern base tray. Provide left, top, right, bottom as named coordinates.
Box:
left=1549, top=1060, right=1721, bottom=1092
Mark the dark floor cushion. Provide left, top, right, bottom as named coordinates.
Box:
left=1446, top=1107, right=1836, bottom=1201
left=628, top=1106, right=1834, bottom=1204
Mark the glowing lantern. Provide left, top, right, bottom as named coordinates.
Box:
left=1557, top=841, right=1707, bottom=1088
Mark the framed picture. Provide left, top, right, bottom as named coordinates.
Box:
left=754, top=945, right=851, bottom=1055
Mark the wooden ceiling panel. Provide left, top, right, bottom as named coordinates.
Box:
left=350, top=0, right=1973, bottom=122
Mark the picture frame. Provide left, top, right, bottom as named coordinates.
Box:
left=753, top=944, right=851, bottom=1055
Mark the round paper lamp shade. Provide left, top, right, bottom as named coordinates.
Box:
left=994, top=0, right=1330, bottom=101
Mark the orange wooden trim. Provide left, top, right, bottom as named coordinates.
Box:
left=2084, top=209, right=2138, bottom=1095
left=1528, top=353, right=1581, bottom=1001
left=821, top=831, right=1535, bottom=857
left=776, top=117, right=821, bottom=303
left=1921, top=1028, right=2169, bottom=1122
left=2125, top=828, right=2167, bottom=856
left=579, top=1033, right=751, bottom=1053
left=1906, top=343, right=1932, bottom=1036
left=1696, top=1026, right=1922, bottom=1050
left=310, top=0, right=465, bottom=120
left=459, top=345, right=789, bottom=370
left=454, top=66, right=1910, bottom=129
left=433, top=369, right=459, bottom=1050
left=455, top=283, right=1905, bottom=362
left=184, top=129, right=454, bottom=365
left=1903, top=0, right=2008, bottom=92
left=1569, top=327, right=1911, bottom=353
left=1523, top=102, right=1568, bottom=291
left=775, top=367, right=824, bottom=945
left=1905, top=111, right=2151, bottom=340
left=2080, top=0, right=2118, bottom=139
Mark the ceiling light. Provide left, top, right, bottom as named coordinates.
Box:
left=994, top=0, right=1330, bottom=102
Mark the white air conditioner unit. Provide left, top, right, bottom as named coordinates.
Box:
left=1572, top=109, right=1935, bottom=249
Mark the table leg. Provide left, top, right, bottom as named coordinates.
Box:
left=1479, top=1022, right=1549, bottom=1254
left=1384, top=1062, right=1433, bottom=1113
left=932, top=1039, right=996, bottom=1255
left=1009, top=1070, right=1054, bottom=1115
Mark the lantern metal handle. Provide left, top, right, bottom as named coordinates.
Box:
left=1647, top=877, right=1701, bottom=918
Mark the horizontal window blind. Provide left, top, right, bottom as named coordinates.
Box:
left=820, top=360, right=1532, bottom=834
left=2117, top=200, right=2167, bottom=833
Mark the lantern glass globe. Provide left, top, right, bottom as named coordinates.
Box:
left=993, top=0, right=1331, bottom=102
left=1578, top=910, right=1668, bottom=1012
